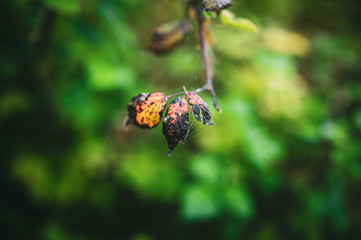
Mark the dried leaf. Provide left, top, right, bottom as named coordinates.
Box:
left=203, top=0, right=232, bottom=12
left=162, top=97, right=190, bottom=156
left=147, top=21, right=190, bottom=55
left=186, top=92, right=215, bottom=125
left=124, top=92, right=167, bottom=129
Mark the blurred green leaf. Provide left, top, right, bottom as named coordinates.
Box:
left=224, top=187, right=253, bottom=219
left=182, top=185, right=219, bottom=221
left=353, top=110, right=361, bottom=132
left=318, top=121, right=348, bottom=146
left=220, top=10, right=259, bottom=33
left=189, top=156, right=220, bottom=183
left=44, top=0, right=80, bottom=14
left=131, top=233, right=153, bottom=240
left=246, top=127, right=283, bottom=168
left=45, top=224, right=81, bottom=240
left=87, top=58, right=135, bottom=90
left=118, top=148, right=182, bottom=199
left=13, top=153, right=53, bottom=200
left=0, top=91, right=31, bottom=116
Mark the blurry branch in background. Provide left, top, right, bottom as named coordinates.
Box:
left=30, top=6, right=57, bottom=53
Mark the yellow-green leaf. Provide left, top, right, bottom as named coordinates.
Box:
left=219, top=9, right=234, bottom=24
left=220, top=10, right=259, bottom=33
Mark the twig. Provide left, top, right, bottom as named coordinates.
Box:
left=196, top=5, right=221, bottom=112
left=165, top=84, right=208, bottom=99
left=166, top=2, right=221, bottom=112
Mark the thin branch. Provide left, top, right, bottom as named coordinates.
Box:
left=196, top=5, right=221, bottom=112
left=165, top=84, right=208, bottom=99
left=166, top=3, right=221, bottom=112
left=166, top=91, right=185, bottom=99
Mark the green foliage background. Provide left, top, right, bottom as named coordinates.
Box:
left=1, top=0, right=361, bottom=239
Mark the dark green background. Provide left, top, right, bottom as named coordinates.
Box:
left=1, top=0, right=361, bottom=239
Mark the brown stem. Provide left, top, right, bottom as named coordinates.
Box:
left=166, top=3, right=221, bottom=112
left=196, top=5, right=221, bottom=112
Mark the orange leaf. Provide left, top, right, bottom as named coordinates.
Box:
left=186, top=92, right=214, bottom=125
left=124, top=92, right=167, bottom=129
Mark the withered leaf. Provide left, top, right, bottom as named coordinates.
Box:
left=203, top=0, right=232, bottom=11
left=147, top=21, right=190, bottom=55
left=124, top=92, right=167, bottom=129
left=162, top=97, right=190, bottom=156
left=186, top=92, right=214, bottom=125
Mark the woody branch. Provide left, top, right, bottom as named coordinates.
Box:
left=167, top=4, right=221, bottom=112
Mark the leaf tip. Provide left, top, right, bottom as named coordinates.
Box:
left=168, top=148, right=174, bottom=157
left=122, top=115, right=130, bottom=128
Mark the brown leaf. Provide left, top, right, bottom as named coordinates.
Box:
left=124, top=92, right=167, bottom=129
left=162, top=97, right=189, bottom=156
left=186, top=92, right=214, bottom=125
left=147, top=21, right=190, bottom=55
